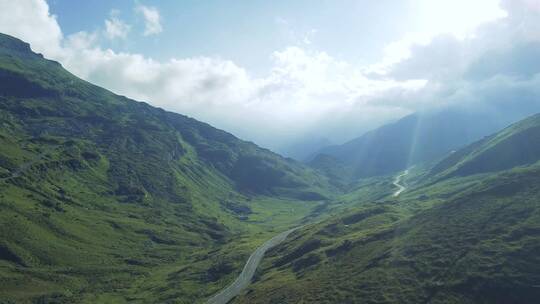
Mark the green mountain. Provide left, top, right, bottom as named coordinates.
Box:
left=0, top=33, right=334, bottom=303
left=311, top=106, right=540, bottom=180
left=429, top=113, right=540, bottom=180
left=234, top=112, right=540, bottom=304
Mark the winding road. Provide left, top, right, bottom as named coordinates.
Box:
left=392, top=169, right=409, bottom=197
left=206, top=169, right=409, bottom=303
left=206, top=227, right=298, bottom=304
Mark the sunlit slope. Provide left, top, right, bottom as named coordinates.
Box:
left=0, top=33, right=334, bottom=303
left=235, top=113, right=540, bottom=304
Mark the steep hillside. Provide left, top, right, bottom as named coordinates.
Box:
left=312, top=106, right=540, bottom=180
left=429, top=113, right=540, bottom=179
left=235, top=113, right=540, bottom=304
left=0, top=33, right=333, bottom=303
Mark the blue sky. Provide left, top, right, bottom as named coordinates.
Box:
left=1, top=0, right=540, bottom=156
left=47, top=0, right=414, bottom=74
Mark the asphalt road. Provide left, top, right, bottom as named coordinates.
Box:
left=392, top=169, right=409, bottom=197
left=206, top=227, right=298, bottom=304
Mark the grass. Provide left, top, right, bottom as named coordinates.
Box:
left=0, top=139, right=326, bottom=302
left=234, top=163, right=540, bottom=304
left=0, top=153, right=325, bottom=303
left=0, top=123, right=330, bottom=303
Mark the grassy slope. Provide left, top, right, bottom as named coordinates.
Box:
left=234, top=115, right=540, bottom=304
left=0, top=33, right=335, bottom=303
left=429, top=113, right=540, bottom=179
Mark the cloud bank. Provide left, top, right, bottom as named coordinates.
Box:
left=0, top=0, right=539, bottom=155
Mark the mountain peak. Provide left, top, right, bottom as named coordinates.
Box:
left=0, top=33, right=43, bottom=59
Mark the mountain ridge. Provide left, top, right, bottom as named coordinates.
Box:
left=429, top=113, right=540, bottom=180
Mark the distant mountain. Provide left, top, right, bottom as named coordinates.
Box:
left=311, top=105, right=540, bottom=180
left=280, top=137, right=332, bottom=161
left=0, top=33, right=333, bottom=302
left=236, top=112, right=540, bottom=304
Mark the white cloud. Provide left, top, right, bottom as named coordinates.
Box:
left=135, top=4, right=162, bottom=36
left=104, top=10, right=130, bottom=40
left=368, top=0, right=507, bottom=75
left=60, top=45, right=424, bottom=147
left=411, top=0, right=507, bottom=38
left=379, top=0, right=540, bottom=124
left=388, top=0, right=540, bottom=82
left=0, top=0, right=63, bottom=57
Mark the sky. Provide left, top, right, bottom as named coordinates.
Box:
left=0, top=0, right=540, bottom=157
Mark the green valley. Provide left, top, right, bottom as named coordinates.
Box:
left=0, top=33, right=335, bottom=303
left=234, top=114, right=540, bottom=304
